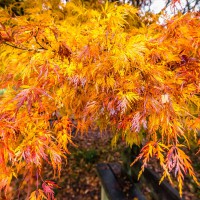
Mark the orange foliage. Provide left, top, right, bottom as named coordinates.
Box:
left=0, top=0, right=200, bottom=198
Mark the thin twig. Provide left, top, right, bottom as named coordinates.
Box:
left=35, top=29, right=48, bottom=50
left=4, top=41, right=45, bottom=52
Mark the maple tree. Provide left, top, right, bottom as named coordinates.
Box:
left=0, top=0, right=200, bottom=199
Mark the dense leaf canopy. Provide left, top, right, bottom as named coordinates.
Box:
left=0, top=0, right=200, bottom=199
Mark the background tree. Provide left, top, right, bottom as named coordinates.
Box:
left=165, top=0, right=200, bottom=13
left=0, top=0, right=24, bottom=15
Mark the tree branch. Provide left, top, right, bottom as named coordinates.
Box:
left=3, top=41, right=45, bottom=52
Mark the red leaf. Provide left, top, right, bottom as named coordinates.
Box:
left=42, top=181, right=55, bottom=200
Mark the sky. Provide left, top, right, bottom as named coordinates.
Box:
left=150, top=0, right=166, bottom=13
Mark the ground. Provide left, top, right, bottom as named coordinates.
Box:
left=52, top=131, right=124, bottom=200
